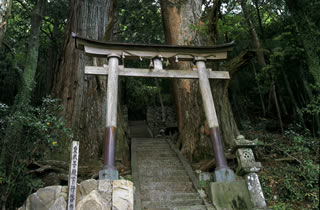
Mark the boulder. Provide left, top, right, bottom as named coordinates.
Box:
left=18, top=179, right=134, bottom=210
left=112, top=180, right=134, bottom=210
left=19, top=186, right=65, bottom=210
left=48, top=196, right=66, bottom=210
left=76, top=190, right=111, bottom=210
left=80, top=179, right=97, bottom=197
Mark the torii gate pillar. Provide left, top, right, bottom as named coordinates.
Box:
left=194, top=57, right=235, bottom=182
left=99, top=54, right=120, bottom=180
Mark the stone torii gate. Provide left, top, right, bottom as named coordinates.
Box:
left=72, top=33, right=236, bottom=182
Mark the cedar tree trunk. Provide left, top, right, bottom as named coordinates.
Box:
left=160, top=0, right=239, bottom=164
left=52, top=0, right=129, bottom=166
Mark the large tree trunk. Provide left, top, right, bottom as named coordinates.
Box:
left=52, top=0, right=129, bottom=167
left=160, top=0, right=239, bottom=164
left=240, top=0, right=266, bottom=67
left=0, top=0, right=12, bottom=47
left=208, top=0, right=222, bottom=45
left=160, top=0, right=210, bottom=162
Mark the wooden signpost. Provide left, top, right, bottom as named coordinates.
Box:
left=68, top=141, right=79, bottom=210
left=72, top=33, right=235, bottom=182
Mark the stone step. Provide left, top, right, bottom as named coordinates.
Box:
left=136, top=149, right=174, bottom=153
left=138, top=159, right=181, bottom=164
left=140, top=181, right=194, bottom=191
left=137, top=158, right=178, bottom=162
left=135, top=143, right=168, bottom=147
left=137, top=157, right=178, bottom=162
left=136, top=154, right=176, bottom=158
left=134, top=137, right=166, bottom=140
left=136, top=146, right=171, bottom=150
left=136, top=149, right=172, bottom=153
left=138, top=168, right=187, bottom=177
left=135, top=141, right=167, bottom=144
left=137, top=157, right=177, bottom=161
left=140, top=175, right=190, bottom=183
left=134, top=137, right=165, bottom=140
left=136, top=142, right=169, bottom=145
left=135, top=140, right=167, bottom=143
left=137, top=161, right=182, bottom=168
left=136, top=151, right=176, bottom=155
left=173, top=205, right=207, bottom=210
left=142, top=198, right=203, bottom=208
left=135, top=139, right=167, bottom=142
left=144, top=207, right=207, bottom=210
left=136, top=145, right=169, bottom=148
left=136, top=152, right=176, bottom=157
left=141, top=192, right=200, bottom=201
left=137, top=164, right=184, bottom=170
left=132, top=137, right=205, bottom=210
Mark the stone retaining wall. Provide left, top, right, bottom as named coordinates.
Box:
left=18, top=179, right=134, bottom=210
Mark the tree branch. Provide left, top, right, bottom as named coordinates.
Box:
left=221, top=49, right=256, bottom=77
left=208, top=0, right=222, bottom=45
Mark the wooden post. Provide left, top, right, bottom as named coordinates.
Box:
left=153, top=57, right=163, bottom=71
left=194, top=57, right=235, bottom=182
left=68, top=141, right=79, bottom=210
left=153, top=57, right=166, bottom=122
left=99, top=54, right=120, bottom=180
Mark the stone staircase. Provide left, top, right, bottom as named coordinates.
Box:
left=130, top=121, right=209, bottom=210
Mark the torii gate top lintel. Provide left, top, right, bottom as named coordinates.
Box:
left=72, top=32, right=236, bottom=182
left=72, top=33, right=234, bottom=61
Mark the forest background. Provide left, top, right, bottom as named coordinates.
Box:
left=0, top=0, right=319, bottom=209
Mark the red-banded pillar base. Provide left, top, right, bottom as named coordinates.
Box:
left=99, top=126, right=119, bottom=180
left=209, top=127, right=235, bottom=182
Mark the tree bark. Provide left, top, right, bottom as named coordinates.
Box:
left=251, top=61, right=266, bottom=116
left=282, top=70, right=306, bottom=127
left=0, top=0, right=12, bottom=47
left=299, top=67, right=320, bottom=134
left=208, top=0, right=222, bottom=45
left=272, top=84, right=284, bottom=134
left=52, top=0, right=129, bottom=166
left=155, top=79, right=166, bottom=122
left=217, top=50, right=254, bottom=144
left=160, top=0, right=240, bottom=163
left=240, top=0, right=266, bottom=67
left=253, top=0, right=264, bottom=40
left=160, top=0, right=212, bottom=161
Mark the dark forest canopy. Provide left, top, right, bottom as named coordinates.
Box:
left=0, top=0, right=319, bottom=209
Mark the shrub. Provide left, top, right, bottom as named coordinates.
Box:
left=0, top=97, right=72, bottom=209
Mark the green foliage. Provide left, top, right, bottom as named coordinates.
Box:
left=1, top=0, right=68, bottom=103
left=0, top=47, right=19, bottom=104
left=256, top=126, right=319, bottom=209
left=0, top=97, right=72, bottom=209
left=118, top=0, right=163, bottom=44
